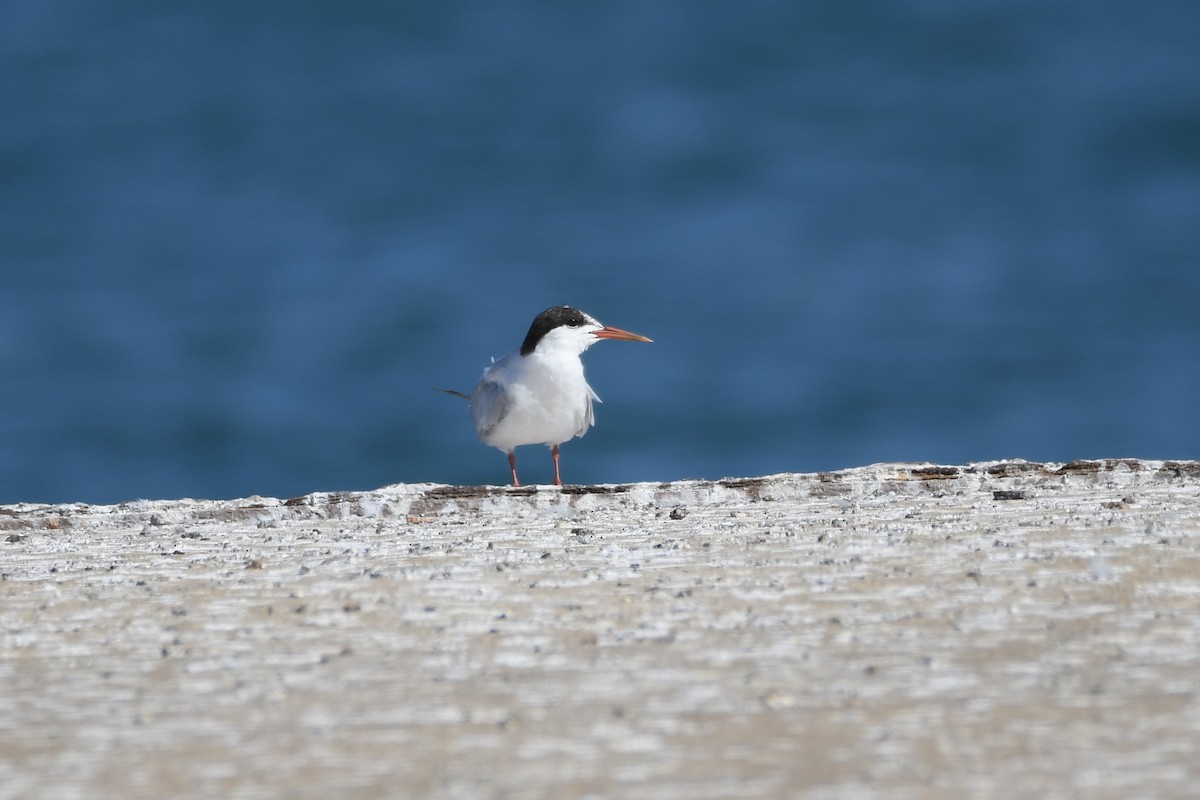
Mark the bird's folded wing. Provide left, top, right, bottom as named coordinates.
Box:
left=580, top=382, right=600, bottom=434
left=470, top=380, right=510, bottom=438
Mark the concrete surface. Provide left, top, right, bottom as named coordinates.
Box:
left=2, top=459, right=1199, bottom=799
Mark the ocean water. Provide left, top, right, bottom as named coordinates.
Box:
left=3, top=1, right=1198, bottom=504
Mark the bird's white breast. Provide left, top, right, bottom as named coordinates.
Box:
left=470, top=340, right=599, bottom=453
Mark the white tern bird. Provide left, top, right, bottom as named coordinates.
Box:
left=442, top=305, right=652, bottom=486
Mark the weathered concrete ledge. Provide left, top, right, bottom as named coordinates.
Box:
left=2, top=459, right=1199, bottom=798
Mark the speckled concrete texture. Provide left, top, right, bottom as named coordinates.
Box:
left=2, top=459, right=1199, bottom=799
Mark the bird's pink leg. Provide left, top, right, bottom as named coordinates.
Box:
left=507, top=451, right=520, bottom=487
left=551, top=444, right=562, bottom=486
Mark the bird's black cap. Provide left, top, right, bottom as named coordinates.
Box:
left=520, top=305, right=590, bottom=356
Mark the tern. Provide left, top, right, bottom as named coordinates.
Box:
left=441, top=305, right=652, bottom=487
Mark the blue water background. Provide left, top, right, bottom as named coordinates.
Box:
left=3, top=1, right=1199, bottom=503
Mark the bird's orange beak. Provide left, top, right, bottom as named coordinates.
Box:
left=594, top=325, right=653, bottom=343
